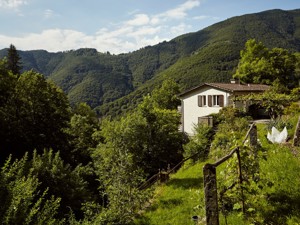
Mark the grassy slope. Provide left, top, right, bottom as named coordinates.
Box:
left=134, top=162, right=207, bottom=225
left=135, top=114, right=300, bottom=225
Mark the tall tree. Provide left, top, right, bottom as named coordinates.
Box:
left=66, top=103, right=101, bottom=165
left=0, top=70, right=72, bottom=160
left=233, top=39, right=299, bottom=91
left=6, top=44, right=22, bottom=76
left=96, top=79, right=185, bottom=176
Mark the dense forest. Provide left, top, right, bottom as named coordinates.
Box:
left=1, top=9, right=300, bottom=117
left=0, top=45, right=186, bottom=224
left=0, top=8, right=300, bottom=224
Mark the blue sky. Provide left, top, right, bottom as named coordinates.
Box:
left=0, top=0, right=299, bottom=54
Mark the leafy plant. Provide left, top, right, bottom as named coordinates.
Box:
left=183, top=123, right=213, bottom=162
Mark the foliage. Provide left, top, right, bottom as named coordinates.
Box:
left=256, top=144, right=300, bottom=224
left=1, top=9, right=300, bottom=225
left=212, top=113, right=300, bottom=224
left=284, top=102, right=300, bottom=116
left=233, top=39, right=299, bottom=90
left=236, top=88, right=296, bottom=119
left=266, top=116, right=293, bottom=131
left=135, top=80, right=185, bottom=174
left=80, top=79, right=185, bottom=224
left=183, top=123, right=213, bottom=162
left=92, top=137, right=149, bottom=225
left=210, top=112, right=250, bottom=159
left=65, top=102, right=102, bottom=165
left=6, top=44, right=22, bottom=76
left=96, top=79, right=185, bottom=176
left=0, top=153, right=64, bottom=224
left=30, top=150, right=94, bottom=219
left=0, top=59, right=16, bottom=95
left=134, top=162, right=206, bottom=225
left=1, top=9, right=300, bottom=117
left=0, top=70, right=72, bottom=160
left=150, top=79, right=181, bottom=110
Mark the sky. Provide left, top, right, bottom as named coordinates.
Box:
left=0, top=0, right=299, bottom=54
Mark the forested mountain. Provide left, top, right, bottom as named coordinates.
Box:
left=1, top=9, right=300, bottom=116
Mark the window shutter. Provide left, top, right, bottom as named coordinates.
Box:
left=219, top=95, right=224, bottom=107
left=208, top=95, right=212, bottom=107
left=198, top=95, right=202, bottom=107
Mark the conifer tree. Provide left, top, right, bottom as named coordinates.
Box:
left=7, top=44, right=22, bottom=76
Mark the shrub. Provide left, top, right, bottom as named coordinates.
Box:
left=183, top=123, right=213, bottom=162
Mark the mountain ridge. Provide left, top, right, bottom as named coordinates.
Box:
left=1, top=8, right=300, bottom=116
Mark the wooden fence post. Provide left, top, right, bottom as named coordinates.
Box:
left=249, top=124, right=257, bottom=149
left=203, top=164, right=219, bottom=225
left=293, top=116, right=300, bottom=147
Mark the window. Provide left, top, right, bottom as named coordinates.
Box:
left=213, top=95, right=220, bottom=106
left=198, top=116, right=213, bottom=127
left=208, top=95, right=224, bottom=107
left=198, top=95, right=207, bottom=107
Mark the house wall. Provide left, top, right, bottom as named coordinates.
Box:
left=181, top=86, right=230, bottom=135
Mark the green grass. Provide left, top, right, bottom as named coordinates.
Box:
left=134, top=161, right=206, bottom=225
left=135, top=114, right=300, bottom=225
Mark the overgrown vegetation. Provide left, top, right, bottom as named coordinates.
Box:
left=0, top=10, right=300, bottom=224
left=0, top=48, right=186, bottom=224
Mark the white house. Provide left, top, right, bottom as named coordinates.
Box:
left=178, top=81, right=269, bottom=135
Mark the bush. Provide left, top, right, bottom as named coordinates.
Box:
left=183, top=124, right=213, bottom=162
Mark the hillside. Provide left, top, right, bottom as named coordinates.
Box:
left=1, top=9, right=300, bottom=116
left=134, top=114, right=300, bottom=225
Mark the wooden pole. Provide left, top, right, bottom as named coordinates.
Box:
left=203, top=164, right=219, bottom=225
left=293, top=116, right=300, bottom=147
left=236, top=148, right=245, bottom=214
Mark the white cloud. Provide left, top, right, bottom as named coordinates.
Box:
left=0, top=0, right=27, bottom=9
left=170, top=23, right=191, bottom=35
left=0, top=0, right=203, bottom=54
left=44, top=9, right=54, bottom=19
left=126, top=14, right=150, bottom=26
left=159, top=0, right=201, bottom=20
left=193, top=15, right=209, bottom=20
left=127, top=26, right=161, bottom=38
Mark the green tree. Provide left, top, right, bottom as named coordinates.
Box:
left=233, top=39, right=299, bottom=91
left=0, top=70, right=71, bottom=160
left=88, top=79, right=185, bottom=223
left=183, top=123, right=213, bottom=162
left=237, top=88, right=294, bottom=119
left=0, top=153, right=64, bottom=225
left=137, top=95, right=184, bottom=174
left=0, top=58, right=17, bottom=105
left=92, top=125, right=148, bottom=224
left=66, top=103, right=101, bottom=165
left=151, top=78, right=181, bottom=110
left=96, top=79, right=185, bottom=176
left=0, top=59, right=18, bottom=148
left=30, top=150, right=94, bottom=219
left=6, top=44, right=22, bottom=76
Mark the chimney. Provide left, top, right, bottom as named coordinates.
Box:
left=230, top=79, right=237, bottom=84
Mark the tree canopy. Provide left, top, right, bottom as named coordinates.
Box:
left=233, top=39, right=299, bottom=91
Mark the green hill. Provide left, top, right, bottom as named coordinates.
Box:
left=134, top=114, right=300, bottom=225
left=1, top=9, right=300, bottom=116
